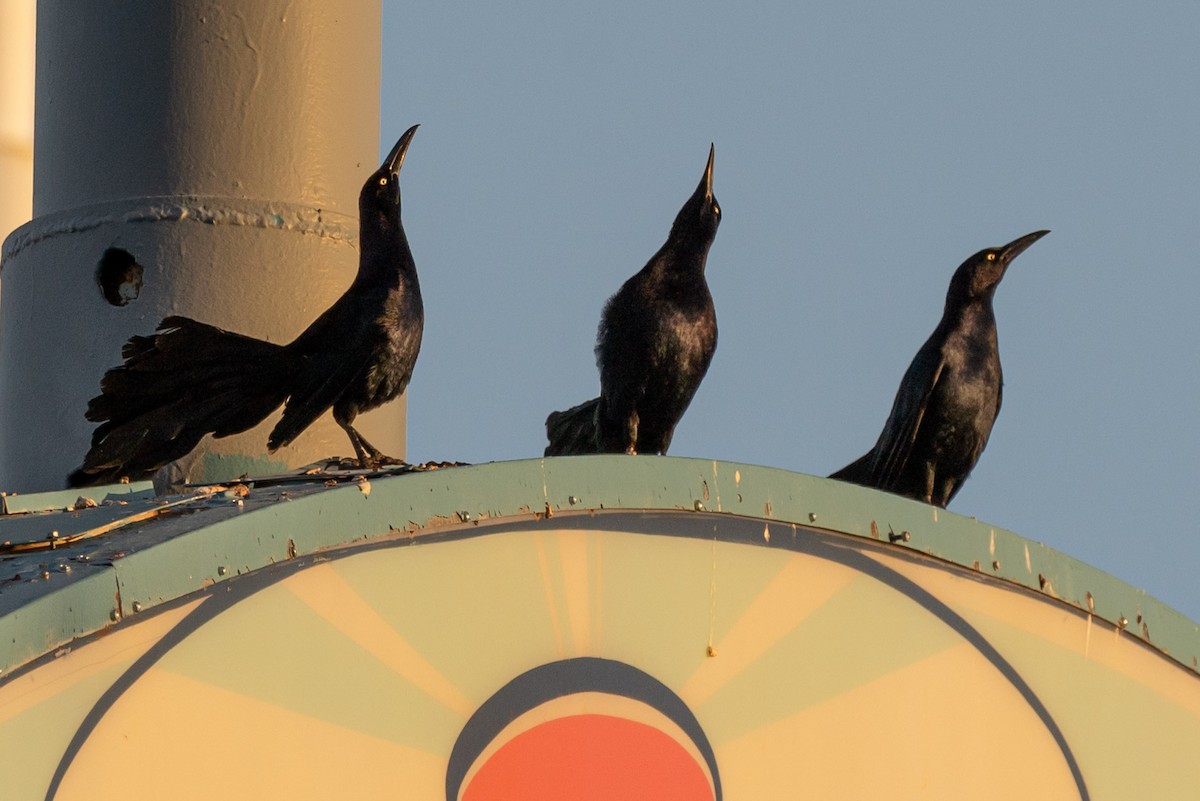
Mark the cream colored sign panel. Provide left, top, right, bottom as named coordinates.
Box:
left=1, top=513, right=1197, bottom=799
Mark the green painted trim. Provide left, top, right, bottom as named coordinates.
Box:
left=0, top=565, right=119, bottom=669
left=2, top=457, right=1197, bottom=677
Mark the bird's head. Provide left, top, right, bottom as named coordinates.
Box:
left=669, top=144, right=722, bottom=244
left=361, top=124, right=419, bottom=216
left=948, top=229, right=1049, bottom=303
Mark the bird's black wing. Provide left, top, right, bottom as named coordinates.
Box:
left=869, top=347, right=945, bottom=490
left=267, top=343, right=378, bottom=450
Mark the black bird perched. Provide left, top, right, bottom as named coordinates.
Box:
left=545, top=145, right=721, bottom=456
left=830, top=229, right=1049, bottom=507
left=68, top=125, right=424, bottom=487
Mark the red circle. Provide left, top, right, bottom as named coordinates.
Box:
left=463, top=714, right=714, bottom=801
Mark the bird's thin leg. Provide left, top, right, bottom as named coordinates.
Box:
left=921, top=462, right=936, bottom=505
left=353, top=428, right=386, bottom=464
left=343, top=423, right=403, bottom=469
left=935, top=477, right=956, bottom=509
left=340, top=422, right=378, bottom=468
left=340, top=423, right=368, bottom=467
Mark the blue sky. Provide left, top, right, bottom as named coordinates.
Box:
left=379, top=2, right=1200, bottom=620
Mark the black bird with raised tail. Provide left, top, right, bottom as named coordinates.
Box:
left=69, top=125, right=425, bottom=486
left=830, top=230, right=1049, bottom=507
left=545, top=146, right=721, bottom=456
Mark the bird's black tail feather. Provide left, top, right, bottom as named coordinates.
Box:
left=829, top=452, right=874, bottom=485
left=68, top=316, right=293, bottom=487
left=544, top=398, right=601, bottom=456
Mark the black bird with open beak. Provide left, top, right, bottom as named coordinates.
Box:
left=546, top=145, right=722, bottom=456
left=831, top=230, right=1050, bottom=507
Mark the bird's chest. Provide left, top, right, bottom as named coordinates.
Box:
left=647, top=305, right=715, bottom=381
left=360, top=309, right=424, bottom=402
left=926, top=347, right=1001, bottom=450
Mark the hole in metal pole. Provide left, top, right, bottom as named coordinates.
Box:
left=96, top=248, right=144, bottom=306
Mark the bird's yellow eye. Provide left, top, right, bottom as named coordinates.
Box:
left=378, top=177, right=388, bottom=186
left=986, top=252, right=996, bottom=261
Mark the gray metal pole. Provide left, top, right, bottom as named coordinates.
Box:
left=0, top=0, right=35, bottom=283
left=0, top=0, right=397, bottom=492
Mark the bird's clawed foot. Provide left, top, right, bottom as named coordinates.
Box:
left=344, top=424, right=405, bottom=470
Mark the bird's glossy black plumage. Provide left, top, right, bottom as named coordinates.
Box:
left=545, top=146, right=721, bottom=456
left=68, top=125, right=424, bottom=487
left=830, top=230, right=1049, bottom=507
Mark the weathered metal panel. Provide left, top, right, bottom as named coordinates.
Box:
left=1, top=504, right=1197, bottom=799
left=3, top=458, right=1198, bottom=677
left=2, top=457, right=1199, bottom=799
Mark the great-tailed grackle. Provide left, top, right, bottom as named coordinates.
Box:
left=830, top=230, right=1049, bottom=507
left=545, top=145, right=721, bottom=456
left=68, top=125, right=425, bottom=487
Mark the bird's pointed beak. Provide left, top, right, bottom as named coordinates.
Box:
left=384, top=124, right=420, bottom=177
left=1001, top=229, right=1050, bottom=264
left=702, top=144, right=715, bottom=202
